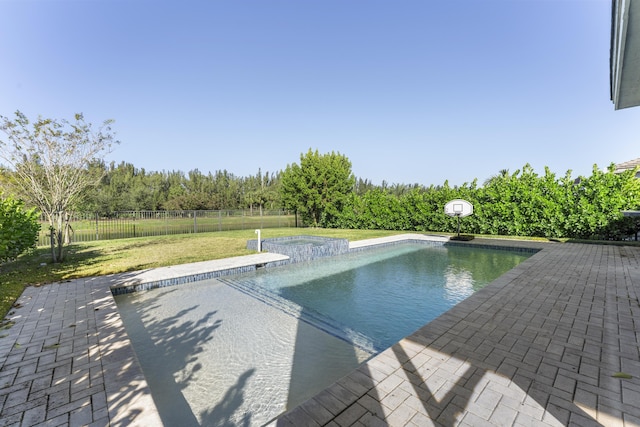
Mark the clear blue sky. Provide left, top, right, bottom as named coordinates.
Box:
left=1, top=0, right=638, bottom=186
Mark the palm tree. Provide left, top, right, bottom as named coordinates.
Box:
left=483, top=169, right=510, bottom=187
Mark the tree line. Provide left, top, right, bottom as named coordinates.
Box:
left=65, top=162, right=403, bottom=215
left=81, top=161, right=283, bottom=215
left=2, top=111, right=639, bottom=264
left=76, top=158, right=434, bottom=216
left=78, top=153, right=640, bottom=242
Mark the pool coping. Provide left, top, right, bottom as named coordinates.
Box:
left=1, top=234, right=639, bottom=426
left=109, top=252, right=290, bottom=295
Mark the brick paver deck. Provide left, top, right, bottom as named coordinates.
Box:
left=1, top=236, right=639, bottom=426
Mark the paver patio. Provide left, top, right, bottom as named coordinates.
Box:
left=0, top=236, right=639, bottom=426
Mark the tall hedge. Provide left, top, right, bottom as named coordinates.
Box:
left=324, top=164, right=640, bottom=240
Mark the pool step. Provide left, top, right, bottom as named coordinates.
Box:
left=218, top=276, right=381, bottom=354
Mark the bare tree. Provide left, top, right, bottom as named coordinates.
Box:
left=0, top=111, right=118, bottom=262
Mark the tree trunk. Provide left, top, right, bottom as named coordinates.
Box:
left=49, top=225, right=56, bottom=263
left=56, top=229, right=64, bottom=262
left=56, top=213, right=64, bottom=262
left=63, top=213, right=72, bottom=245
left=46, top=211, right=68, bottom=263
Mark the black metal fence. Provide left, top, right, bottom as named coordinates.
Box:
left=37, top=210, right=297, bottom=246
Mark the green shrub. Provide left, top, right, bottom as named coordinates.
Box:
left=0, top=195, right=40, bottom=263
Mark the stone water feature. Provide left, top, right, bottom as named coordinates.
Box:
left=247, top=234, right=349, bottom=263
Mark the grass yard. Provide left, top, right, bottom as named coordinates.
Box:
left=1, top=228, right=406, bottom=318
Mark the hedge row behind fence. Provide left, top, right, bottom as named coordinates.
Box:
left=37, top=210, right=297, bottom=246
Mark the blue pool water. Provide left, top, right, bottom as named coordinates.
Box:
left=221, top=242, right=532, bottom=352
left=115, top=240, right=533, bottom=426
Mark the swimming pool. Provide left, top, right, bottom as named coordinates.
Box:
left=221, top=242, right=531, bottom=352
left=114, top=241, right=532, bottom=426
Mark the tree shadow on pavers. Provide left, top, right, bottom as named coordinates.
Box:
left=106, top=288, right=222, bottom=426
left=389, top=339, right=489, bottom=425
left=383, top=284, right=638, bottom=427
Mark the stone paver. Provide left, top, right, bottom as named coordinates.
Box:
left=0, top=235, right=639, bottom=426
left=277, top=239, right=640, bottom=427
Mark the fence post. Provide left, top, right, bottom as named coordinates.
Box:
left=194, top=210, right=197, bottom=234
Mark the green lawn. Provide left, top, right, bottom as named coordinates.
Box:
left=1, top=228, right=406, bottom=318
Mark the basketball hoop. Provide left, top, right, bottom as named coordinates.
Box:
left=444, top=199, right=474, bottom=237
